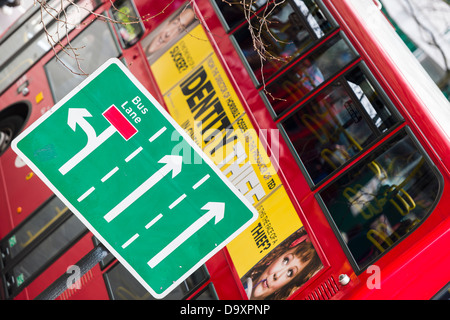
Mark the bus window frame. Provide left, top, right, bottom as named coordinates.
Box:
left=315, top=126, right=444, bottom=275
left=260, top=31, right=360, bottom=120
left=0, top=196, right=69, bottom=299
left=0, top=203, right=88, bottom=299
left=432, top=281, right=450, bottom=300
left=277, top=61, right=403, bottom=189
left=103, top=261, right=210, bottom=300
left=210, top=0, right=267, bottom=33
left=0, top=196, right=72, bottom=269
left=191, top=282, right=219, bottom=300
left=225, top=0, right=340, bottom=88
left=0, top=0, right=39, bottom=43
left=211, top=0, right=338, bottom=34
left=5, top=214, right=88, bottom=299
left=0, top=0, right=84, bottom=68
left=0, top=0, right=102, bottom=96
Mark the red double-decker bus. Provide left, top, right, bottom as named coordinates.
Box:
left=1, top=0, right=450, bottom=300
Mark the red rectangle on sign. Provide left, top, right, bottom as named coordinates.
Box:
left=103, top=105, right=137, bottom=140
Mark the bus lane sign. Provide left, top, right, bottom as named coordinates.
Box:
left=11, top=58, right=258, bottom=298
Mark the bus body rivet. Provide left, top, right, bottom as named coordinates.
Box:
left=338, top=274, right=351, bottom=286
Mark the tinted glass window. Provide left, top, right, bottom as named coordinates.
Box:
left=45, top=18, right=121, bottom=102
left=433, top=282, right=450, bottom=300
left=266, top=35, right=357, bottom=115
left=1, top=197, right=69, bottom=263
left=282, top=83, right=374, bottom=184
left=192, top=283, right=219, bottom=300
left=0, top=0, right=99, bottom=94
left=319, top=130, right=441, bottom=270
left=344, top=67, right=397, bottom=133
left=110, top=0, right=144, bottom=48
left=105, top=262, right=209, bottom=300
left=281, top=66, right=399, bottom=184
left=233, top=0, right=333, bottom=83
left=6, top=214, right=87, bottom=293
left=213, top=0, right=268, bottom=30
left=294, top=0, right=333, bottom=38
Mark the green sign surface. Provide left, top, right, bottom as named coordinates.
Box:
left=12, top=59, right=257, bottom=298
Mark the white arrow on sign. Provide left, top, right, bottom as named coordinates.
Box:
left=104, top=155, right=183, bottom=223
left=147, top=202, right=225, bottom=268
left=59, top=108, right=116, bottom=175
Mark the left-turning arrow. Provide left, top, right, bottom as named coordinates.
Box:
left=104, top=155, right=183, bottom=223
left=59, top=108, right=116, bottom=175
left=147, top=202, right=225, bottom=268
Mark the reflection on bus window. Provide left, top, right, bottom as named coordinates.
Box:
left=293, top=0, right=332, bottom=38
left=104, top=262, right=210, bottom=300
left=44, top=18, right=121, bottom=102
left=6, top=214, right=87, bottom=293
left=233, top=0, right=333, bottom=83
left=282, top=83, right=374, bottom=184
left=319, top=130, right=441, bottom=270
left=267, top=35, right=357, bottom=116
left=214, top=0, right=268, bottom=31
left=281, top=65, right=399, bottom=184
left=344, top=67, right=397, bottom=133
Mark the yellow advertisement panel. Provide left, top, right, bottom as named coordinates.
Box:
left=144, top=5, right=322, bottom=300
left=226, top=186, right=304, bottom=278
left=203, top=113, right=281, bottom=206
left=150, top=24, right=213, bottom=95
left=163, top=54, right=244, bottom=151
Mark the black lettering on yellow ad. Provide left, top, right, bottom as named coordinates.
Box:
left=170, top=45, right=188, bottom=73
left=251, top=222, right=271, bottom=253
left=180, top=65, right=232, bottom=148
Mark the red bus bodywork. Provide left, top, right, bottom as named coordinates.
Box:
left=1, top=0, right=449, bottom=300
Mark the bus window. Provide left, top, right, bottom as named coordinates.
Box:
left=432, top=282, right=450, bottom=300
left=110, top=0, right=144, bottom=48
left=0, top=197, right=70, bottom=265
left=44, top=18, right=122, bottom=102
left=0, top=0, right=99, bottom=95
left=318, top=129, right=442, bottom=272
left=3, top=214, right=87, bottom=298
left=191, top=283, right=219, bottom=300
left=265, top=34, right=357, bottom=116
left=104, top=262, right=210, bottom=300
left=280, top=65, right=400, bottom=185
left=232, top=0, right=334, bottom=83
left=213, top=0, right=268, bottom=31
left=344, top=66, right=398, bottom=134
left=0, top=0, right=56, bottom=68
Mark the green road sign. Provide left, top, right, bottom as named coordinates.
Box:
left=12, top=58, right=257, bottom=298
